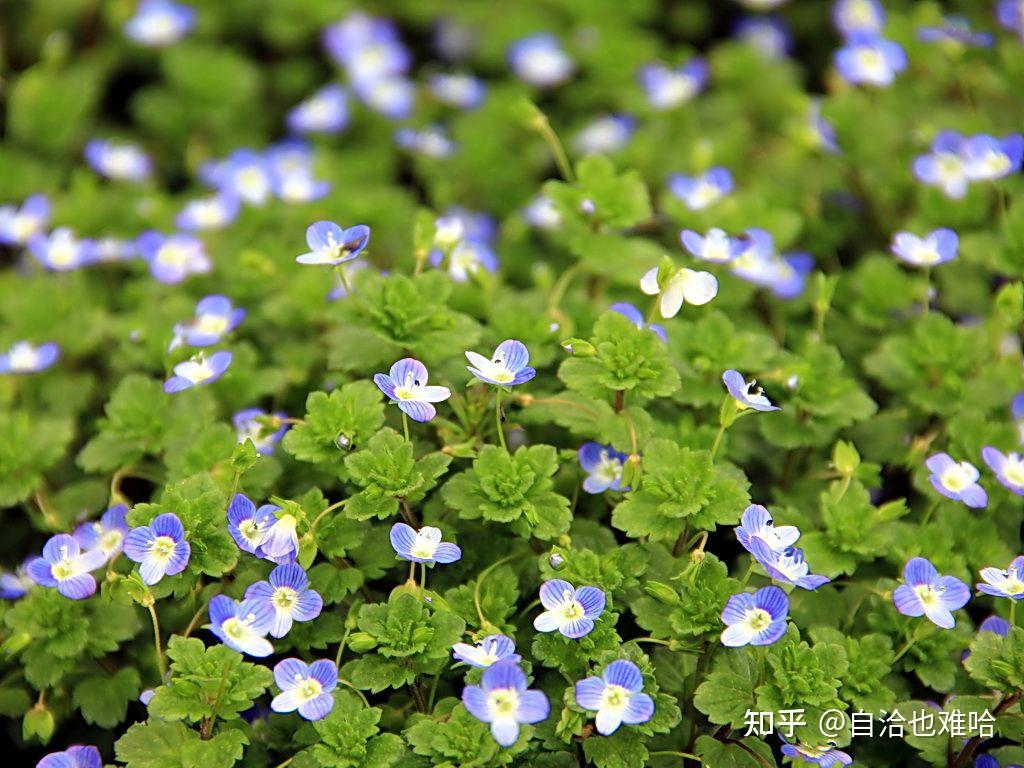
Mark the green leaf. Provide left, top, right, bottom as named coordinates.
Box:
left=115, top=720, right=248, bottom=768
left=72, top=667, right=141, bottom=728
left=77, top=374, right=170, bottom=472
left=0, top=411, right=73, bottom=506
left=283, top=382, right=386, bottom=466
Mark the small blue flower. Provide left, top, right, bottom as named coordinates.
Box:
left=137, top=231, right=210, bottom=284
left=260, top=513, right=300, bottom=566
left=123, top=513, right=191, bottom=585
left=832, top=0, right=886, bottom=38
left=578, top=442, right=630, bottom=494
left=610, top=302, right=666, bottom=342
left=681, top=228, right=745, bottom=263
left=533, top=579, right=606, bottom=639
left=163, top=351, right=232, bottom=393
left=462, top=660, right=550, bottom=747
left=834, top=33, right=907, bottom=87
left=735, top=504, right=800, bottom=557
left=919, top=17, right=995, bottom=48
left=0, top=194, right=50, bottom=246
left=172, top=295, right=246, bottom=348
left=84, top=139, right=152, bottom=182
left=926, top=452, right=988, bottom=508
left=720, top=586, right=789, bottom=647
left=806, top=99, right=840, bottom=153
left=573, top=115, right=635, bottom=155
left=522, top=195, right=562, bottom=230
left=95, top=237, right=139, bottom=263
left=1013, top=392, right=1024, bottom=444
left=452, top=634, right=520, bottom=668
left=324, top=14, right=409, bottom=79
left=233, top=409, right=289, bottom=455
left=729, top=230, right=814, bottom=299
left=274, top=167, right=332, bottom=204
left=210, top=149, right=274, bottom=205
left=751, top=543, right=831, bottom=590
left=288, top=84, right=349, bottom=135
left=431, top=239, right=499, bottom=281
left=574, top=659, right=655, bottom=735
left=979, top=615, right=1012, bottom=637
left=395, top=125, right=457, bottom=158
left=983, top=446, right=1024, bottom=496
left=296, top=221, right=370, bottom=266
left=735, top=16, right=792, bottom=60
left=668, top=168, right=733, bottom=210
left=978, top=556, right=1024, bottom=600
left=638, top=59, right=708, bottom=109
left=780, top=740, right=853, bottom=767
left=176, top=193, right=240, bottom=231
left=37, top=745, right=102, bottom=768
left=894, top=557, right=970, bottom=628
left=466, top=340, right=536, bottom=387
left=998, top=0, right=1024, bottom=36
left=508, top=34, right=574, bottom=88
left=428, top=73, right=487, bottom=109
left=26, top=534, right=107, bottom=600
left=124, top=0, right=196, bottom=46
left=245, top=563, right=323, bottom=638
left=271, top=658, right=337, bottom=720
left=28, top=227, right=97, bottom=271
left=373, top=358, right=452, bottom=423
left=723, top=369, right=780, bottom=412
left=207, top=595, right=275, bottom=657
left=913, top=131, right=970, bottom=199
left=963, top=133, right=1024, bottom=182
left=74, top=504, right=129, bottom=560
left=353, top=76, right=415, bottom=120
left=389, top=523, right=461, bottom=565
left=1, top=561, right=33, bottom=601
left=0, top=341, right=59, bottom=374
left=640, top=265, right=718, bottom=318
left=227, top=494, right=277, bottom=554
left=891, top=228, right=958, bottom=268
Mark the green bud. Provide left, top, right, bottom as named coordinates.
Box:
left=832, top=440, right=861, bottom=476
left=347, top=632, right=378, bottom=653
left=560, top=338, right=595, bottom=356
left=2, top=632, right=32, bottom=655
left=644, top=581, right=681, bottom=605
left=23, top=705, right=54, bottom=744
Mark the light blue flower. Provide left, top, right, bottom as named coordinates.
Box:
left=926, top=452, right=988, bottom=508
left=323, top=13, right=408, bottom=78
left=462, top=660, right=550, bottom=747
left=84, top=139, right=152, bottom=182
left=233, top=409, right=289, bottom=455
left=176, top=193, right=240, bottom=231
left=668, top=168, right=733, bottom=210
left=723, top=369, right=781, bottom=412
left=245, top=563, right=323, bottom=638
left=395, top=125, right=457, bottom=158
left=573, top=115, right=635, bottom=155
left=834, top=33, right=907, bottom=87
left=271, top=658, right=337, bottom=720
left=28, top=227, right=97, bottom=271
left=998, top=0, right=1024, bottom=36
left=163, top=351, right=232, bottom=393
left=533, top=579, right=606, bottom=639
left=428, top=73, right=486, bottom=109
left=0, top=341, right=59, bottom=374
left=575, top=659, right=654, bottom=735
left=781, top=739, right=853, bottom=767
left=730, top=229, right=813, bottom=299
left=26, top=534, right=107, bottom=600
left=124, top=0, right=196, bottom=46
left=963, top=134, right=1024, bottom=182
left=273, top=167, right=331, bottom=204
left=918, top=17, right=995, bottom=48
left=288, top=84, right=349, bottom=135
left=610, top=302, right=666, bottom=342
left=172, top=295, right=246, bottom=349
left=431, top=239, right=498, bottom=281
left=522, top=195, right=562, bottom=230
left=720, top=586, right=789, bottom=647
left=750, top=543, right=831, bottom=590
left=74, top=504, right=129, bottom=560
left=137, top=231, right=210, bottom=284
left=1, top=561, right=33, bottom=600
left=373, top=358, right=451, bottom=422
left=578, top=442, right=629, bottom=494
left=640, top=264, right=718, bottom=318
left=638, top=59, right=708, bottom=109
left=389, top=523, right=462, bottom=565
left=913, top=131, right=970, bottom=199
left=95, top=237, right=139, bottom=263
left=207, top=595, right=274, bottom=656
left=466, top=340, right=536, bottom=387
left=978, top=556, right=1024, bottom=600
left=226, top=493, right=277, bottom=554
left=37, top=745, right=102, bottom=768
left=123, top=513, right=191, bottom=585
left=832, top=0, right=886, bottom=38
left=806, top=99, right=840, bottom=153
left=209, top=149, right=274, bottom=205
left=452, top=634, right=520, bottom=668
left=681, top=228, right=745, bottom=264
left=982, top=446, right=1024, bottom=496
left=260, top=513, right=300, bottom=565
left=296, top=221, right=370, bottom=266
left=735, top=504, right=800, bottom=557
left=735, top=16, right=792, bottom=60
left=0, top=194, right=50, bottom=246
left=893, top=557, right=970, bottom=628
left=508, top=34, right=574, bottom=88
left=891, top=228, right=958, bottom=267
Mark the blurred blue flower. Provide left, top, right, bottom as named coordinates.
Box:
left=37, top=745, right=102, bottom=768
left=74, top=504, right=129, bottom=560
left=137, top=231, right=210, bottom=284
left=84, top=139, right=152, bottom=182
left=982, top=446, right=1024, bottom=496
left=918, top=17, right=995, bottom=48
left=781, top=740, right=853, bottom=767
left=288, top=84, right=349, bottom=135
left=891, top=228, right=958, bottom=267
left=0, top=194, right=50, bottom=246
left=832, top=0, right=886, bottom=38
left=997, top=0, right=1024, bottom=37
left=28, top=227, right=97, bottom=271
left=610, top=302, right=666, bottom=341
left=835, top=33, right=907, bottom=87
left=963, top=133, right=1024, bottom=182
left=172, top=295, right=245, bottom=348
left=0, top=341, right=59, bottom=374
left=164, top=351, right=232, bottom=393
left=573, top=115, right=635, bottom=155
left=668, top=168, right=733, bottom=210
left=395, top=125, right=457, bottom=158
left=428, top=73, right=487, bottom=109
left=735, top=16, right=792, bottom=59
left=508, top=34, right=574, bottom=87
left=681, top=228, right=744, bottom=263
left=124, top=0, right=196, bottom=47
left=913, top=131, right=970, bottom=198
left=638, top=59, right=708, bottom=109
left=176, top=193, right=240, bottom=231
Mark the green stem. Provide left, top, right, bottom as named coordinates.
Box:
left=494, top=389, right=507, bottom=451
left=335, top=626, right=352, bottom=667
left=402, top=411, right=411, bottom=444
left=147, top=603, right=167, bottom=681
left=920, top=499, right=940, bottom=526
left=335, top=264, right=353, bottom=296
left=420, top=562, right=427, bottom=593
left=474, top=551, right=529, bottom=627
left=632, top=637, right=672, bottom=647
left=338, top=678, right=370, bottom=708
left=709, top=423, right=728, bottom=461
left=922, top=266, right=932, bottom=317
left=650, top=752, right=703, bottom=764
left=740, top=561, right=757, bottom=587
left=1011, top=600, right=1017, bottom=628
left=312, top=498, right=349, bottom=530
left=531, top=114, right=575, bottom=182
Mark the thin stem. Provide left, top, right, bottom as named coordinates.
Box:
left=335, top=264, right=353, bottom=296
left=428, top=658, right=449, bottom=712
left=920, top=499, right=940, bottom=527
left=494, top=389, right=507, bottom=451
left=710, top=423, right=728, bottom=461
left=335, top=626, right=352, bottom=667
left=1011, top=600, right=1017, bottom=628
left=402, top=411, right=411, bottom=444
left=147, top=603, right=167, bottom=681
left=531, top=113, right=575, bottom=182
left=272, top=759, right=294, bottom=768
left=646, top=297, right=661, bottom=324
left=474, top=552, right=528, bottom=627
left=312, top=498, right=349, bottom=530
left=420, top=562, right=427, bottom=593
left=338, top=677, right=370, bottom=708
left=922, top=266, right=932, bottom=316
left=739, top=561, right=757, bottom=587
left=632, top=636, right=673, bottom=647
left=650, top=752, right=703, bottom=764
left=408, top=560, right=417, bottom=584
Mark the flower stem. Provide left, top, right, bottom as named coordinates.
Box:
left=402, top=411, right=411, bottom=444
left=494, top=389, right=507, bottom=451
left=420, top=562, right=427, bottom=593
left=147, top=603, right=167, bottom=681
left=1011, top=600, right=1017, bottom=628
left=530, top=112, right=575, bottom=182
left=710, top=423, right=728, bottom=461
left=335, top=264, right=353, bottom=296
left=650, top=752, right=703, bottom=764
left=311, top=498, right=349, bottom=530
left=474, top=551, right=528, bottom=627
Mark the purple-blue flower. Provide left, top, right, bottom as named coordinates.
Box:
left=466, top=340, right=536, bottom=387
left=227, top=493, right=277, bottom=554
left=575, top=659, right=655, bottom=735
left=926, top=452, right=988, bottom=508
left=981, top=615, right=1012, bottom=637
left=723, top=369, right=780, bottom=412
left=176, top=193, right=240, bottom=231
left=288, top=84, right=349, bottom=135
left=209, top=149, right=274, bottom=205
left=750, top=542, right=831, bottom=590
left=233, top=409, right=289, bottom=455
left=668, top=168, right=733, bottom=210
left=124, top=0, right=196, bottom=46
left=123, top=513, right=191, bottom=585
left=913, top=131, right=970, bottom=199
left=462, top=660, right=550, bottom=747
left=389, top=523, right=461, bottom=565
left=735, top=504, right=801, bottom=557
left=163, top=351, right=232, bottom=393
left=919, top=17, right=995, bottom=48
left=430, top=238, right=498, bottom=281
left=353, top=76, right=415, bottom=120
left=260, top=513, right=300, bottom=566
left=982, top=446, right=1024, bottom=495
left=891, top=228, right=958, bottom=268
left=508, top=34, right=574, bottom=88
left=681, top=228, right=745, bottom=264
left=324, top=13, right=409, bottom=80
left=780, top=740, right=853, bottom=767
left=137, top=231, right=210, bottom=284
left=172, top=295, right=246, bottom=348
left=735, top=16, right=792, bottom=60
left=610, top=302, right=666, bottom=342
left=998, top=0, right=1024, bottom=36
left=0, top=194, right=50, bottom=246
left=273, top=166, right=331, bottom=204
left=373, top=358, right=451, bottom=423
left=296, top=221, right=370, bottom=266
left=28, top=228, right=97, bottom=271
left=428, top=73, right=487, bottom=109
left=452, top=634, right=520, bottom=668
left=74, top=504, right=129, bottom=560
left=84, top=139, right=152, bottom=182
left=720, top=586, right=789, bottom=647
left=0, top=341, right=59, bottom=374
left=245, top=563, right=323, bottom=638
left=533, top=579, right=606, bottom=639
left=573, top=115, right=635, bottom=155
left=271, top=658, right=337, bottom=720
left=894, top=557, right=970, bottom=628
left=578, top=442, right=629, bottom=494
left=978, top=556, right=1024, bottom=600
left=395, top=125, right=457, bottom=158
left=963, top=134, right=1024, bottom=182
left=835, top=33, right=907, bottom=87
left=638, top=59, right=708, bottom=109
left=522, top=195, right=562, bottom=230
left=26, top=534, right=106, bottom=600
left=832, top=0, right=885, bottom=37
left=37, top=745, right=102, bottom=768
left=207, top=595, right=274, bottom=657
left=1, top=561, right=33, bottom=601
left=730, top=231, right=813, bottom=299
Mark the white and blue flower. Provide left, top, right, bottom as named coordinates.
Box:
left=668, top=168, right=733, bottom=210
left=271, top=658, right=337, bottom=721
left=720, top=586, right=789, bottom=647
left=638, top=59, right=708, bottom=110
left=245, top=563, right=323, bottom=638
left=573, top=115, right=635, bottom=156
left=752, top=543, right=831, bottom=590
left=681, top=228, right=745, bottom=264
left=137, top=231, right=210, bottom=284
left=533, top=579, right=606, bottom=639
left=123, top=513, right=191, bottom=585
left=0, top=194, right=50, bottom=246
left=172, top=295, right=246, bottom=348
left=508, top=34, right=574, bottom=88
left=124, top=0, right=196, bottom=47
left=926, top=452, right=988, bottom=508
left=74, top=504, right=129, bottom=560
left=26, top=534, right=107, bottom=600
left=288, top=84, right=349, bottom=135
left=207, top=595, right=275, bottom=657
left=233, top=409, right=289, bottom=455
left=227, top=494, right=278, bottom=554
left=913, top=131, right=970, bottom=199
left=466, top=340, right=536, bottom=387
left=963, top=134, right=1024, bottom=182
left=891, top=228, right=958, bottom=267
left=28, top=228, right=96, bottom=271
left=260, top=513, right=300, bottom=566
left=428, top=73, right=486, bottom=109
left=578, top=442, right=629, bottom=494
left=452, top=634, right=520, bottom=668
left=0, top=341, right=59, bottom=374
left=723, top=369, right=781, bottom=412
left=176, top=193, right=240, bottom=231
left=978, top=556, right=1024, bottom=600
left=163, top=351, right=232, bottom=393
left=832, top=0, right=886, bottom=37
left=640, top=265, right=718, bottom=319
left=389, top=523, right=461, bottom=565
left=574, top=659, right=655, bottom=735
left=296, top=221, right=370, bottom=266
left=373, top=358, right=451, bottom=423
left=395, top=125, right=457, bottom=158
left=735, top=504, right=800, bottom=556
left=982, top=446, right=1024, bottom=496
left=84, top=140, right=152, bottom=182
left=835, top=33, right=907, bottom=87
left=37, top=745, right=102, bottom=768
left=893, top=557, right=970, bottom=628
left=462, top=660, right=550, bottom=747
left=781, top=740, right=853, bottom=767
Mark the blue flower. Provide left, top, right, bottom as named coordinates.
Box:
left=395, top=125, right=457, bottom=158
left=610, top=302, right=667, bottom=342
left=296, top=221, right=370, bottom=266
left=668, top=168, right=733, bottom=210
left=452, top=634, right=521, bottom=668
left=389, top=523, right=462, bottom=565
left=163, top=351, right=233, bottom=393
left=37, top=745, right=102, bottom=768
left=208, top=149, right=274, bottom=205
left=124, top=0, right=196, bottom=46
left=533, top=579, right=606, bottom=639
left=508, top=34, right=574, bottom=88
left=998, top=0, right=1024, bottom=36
left=354, top=76, right=415, bottom=120
left=84, top=139, right=152, bottom=182
left=260, top=513, right=300, bottom=565
left=573, top=115, right=635, bottom=155
left=462, top=660, right=550, bottom=747
left=74, top=504, right=129, bottom=560
left=245, top=563, right=323, bottom=638
left=926, top=452, right=988, bottom=508
left=176, top=193, right=240, bottom=231
left=373, top=358, right=452, bottom=423
left=288, top=84, right=349, bottom=135
left=780, top=740, right=853, bottom=767
left=835, top=33, right=907, bottom=87
left=805, top=99, right=840, bottom=153
left=891, top=228, right=958, bottom=267
left=832, top=0, right=886, bottom=38
left=207, top=595, right=274, bottom=657
left=324, top=14, right=409, bottom=80
left=233, top=409, right=289, bottom=455
left=227, top=493, right=277, bottom=554
left=1, top=561, right=33, bottom=601
left=137, top=231, right=210, bottom=284
left=271, top=658, right=337, bottom=721
left=273, top=167, right=332, bottom=204
left=466, top=340, right=536, bottom=387
left=428, top=73, right=487, bottom=109
left=28, top=227, right=97, bottom=271
left=913, top=131, right=970, bottom=199
left=751, top=543, right=831, bottom=590
left=123, top=513, right=191, bottom=585
left=0, top=194, right=50, bottom=246
left=963, top=134, right=1024, bottom=182
left=681, top=228, right=745, bottom=264
left=723, top=369, right=781, bottom=412
left=574, top=659, right=655, bottom=735
left=638, top=59, right=708, bottom=109
left=979, top=615, right=1011, bottom=637
left=893, top=557, right=970, bottom=628
left=26, top=534, right=106, bottom=600
left=522, top=195, right=562, bottom=230
left=720, top=586, right=789, bottom=647
left=578, top=442, right=630, bottom=494
left=735, top=504, right=801, bottom=556
left=640, top=265, right=718, bottom=319
left=173, top=295, right=246, bottom=348
left=729, top=229, right=813, bottom=299
left=1014, top=392, right=1024, bottom=444
left=978, top=556, right=1024, bottom=600
left=431, top=239, right=499, bottom=281
left=95, top=237, right=139, bottom=263
left=0, top=341, right=59, bottom=374
left=735, top=16, right=792, bottom=60
left=983, top=446, right=1024, bottom=495
left=918, top=17, right=995, bottom=48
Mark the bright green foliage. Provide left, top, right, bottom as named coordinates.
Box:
left=300, top=692, right=406, bottom=768
left=283, top=382, right=386, bottom=467
left=406, top=698, right=525, bottom=767
left=115, top=720, right=249, bottom=768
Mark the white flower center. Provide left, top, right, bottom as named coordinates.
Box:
left=149, top=535, right=177, bottom=561
left=273, top=586, right=298, bottom=611
left=488, top=688, right=520, bottom=717
left=295, top=675, right=323, bottom=701
left=941, top=465, right=972, bottom=492
left=745, top=608, right=772, bottom=632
